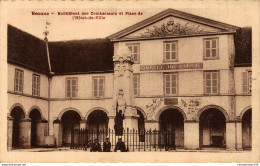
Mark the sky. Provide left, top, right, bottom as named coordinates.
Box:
left=4, top=0, right=259, bottom=41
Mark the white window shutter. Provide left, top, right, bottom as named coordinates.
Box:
left=133, top=74, right=140, bottom=96
left=19, top=72, right=23, bottom=92
left=133, top=75, right=137, bottom=96
left=93, top=77, right=98, bottom=97
left=66, top=79, right=71, bottom=98
left=172, top=74, right=177, bottom=94
left=242, top=72, right=248, bottom=93
left=248, top=72, right=252, bottom=93
left=165, top=74, right=170, bottom=95
left=99, top=77, right=104, bottom=97
left=175, top=73, right=178, bottom=95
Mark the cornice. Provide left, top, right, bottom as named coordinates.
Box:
left=108, top=8, right=239, bottom=40
left=7, top=91, right=49, bottom=101
left=111, top=31, right=235, bottom=42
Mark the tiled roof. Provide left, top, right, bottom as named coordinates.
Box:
left=48, top=39, right=114, bottom=74
left=7, top=24, right=114, bottom=74
left=8, top=24, right=49, bottom=73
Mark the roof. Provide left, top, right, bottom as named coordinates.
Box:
left=108, top=8, right=240, bottom=40
left=48, top=39, right=114, bottom=74
left=234, top=27, right=252, bottom=67
left=7, top=24, right=114, bottom=74
left=8, top=24, right=49, bottom=73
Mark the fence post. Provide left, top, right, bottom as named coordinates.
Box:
left=172, top=129, right=176, bottom=150
left=165, top=130, right=168, bottom=151
left=91, top=129, right=94, bottom=146
left=149, top=129, right=151, bottom=151
left=70, top=128, right=74, bottom=149
left=154, top=129, right=156, bottom=151
left=132, top=128, right=134, bottom=151
left=78, top=129, right=80, bottom=150
left=86, top=129, right=89, bottom=151
left=84, top=129, right=87, bottom=151
left=159, top=130, right=162, bottom=151
left=112, top=129, right=114, bottom=151
left=143, top=129, right=146, bottom=152
left=127, top=128, right=129, bottom=151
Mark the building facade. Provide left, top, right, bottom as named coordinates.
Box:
left=7, top=9, right=252, bottom=151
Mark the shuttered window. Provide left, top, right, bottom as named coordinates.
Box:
left=204, top=71, right=219, bottom=95
left=127, top=44, right=140, bottom=63
left=32, top=74, right=40, bottom=96
left=204, top=38, right=218, bottom=59
left=66, top=77, right=78, bottom=98
left=93, top=76, right=105, bottom=98
left=164, top=41, right=178, bottom=61
left=133, top=74, right=140, bottom=96
left=242, top=71, right=252, bottom=94
left=164, top=73, right=178, bottom=95
left=14, top=69, right=23, bottom=93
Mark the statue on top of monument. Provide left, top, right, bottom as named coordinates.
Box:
left=114, top=89, right=126, bottom=136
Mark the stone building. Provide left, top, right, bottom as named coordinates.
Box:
left=7, top=8, right=251, bottom=150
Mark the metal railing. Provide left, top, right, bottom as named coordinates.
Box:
left=70, top=128, right=176, bottom=152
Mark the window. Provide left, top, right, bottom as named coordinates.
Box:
left=32, top=74, right=40, bottom=96
left=133, top=74, right=140, bottom=96
left=164, top=41, right=178, bottom=62
left=204, top=38, right=219, bottom=59
left=164, top=73, right=178, bottom=95
left=242, top=71, right=252, bottom=94
left=14, top=69, right=23, bottom=93
left=127, top=44, right=140, bottom=63
left=204, top=71, right=219, bottom=95
left=93, top=76, right=105, bottom=98
left=66, top=77, right=78, bottom=98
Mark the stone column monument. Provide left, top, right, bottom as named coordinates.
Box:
left=110, top=44, right=139, bottom=133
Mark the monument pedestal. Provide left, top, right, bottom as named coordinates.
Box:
left=124, top=116, right=138, bottom=131
left=145, top=120, right=159, bottom=130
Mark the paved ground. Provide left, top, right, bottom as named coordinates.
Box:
left=10, top=147, right=249, bottom=153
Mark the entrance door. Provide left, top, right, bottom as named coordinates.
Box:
left=159, top=109, right=184, bottom=148
left=29, top=109, right=42, bottom=147
left=199, top=109, right=226, bottom=148
left=10, top=106, right=25, bottom=148
left=61, top=110, right=81, bottom=146
left=87, top=110, right=108, bottom=142
left=242, top=109, right=252, bottom=149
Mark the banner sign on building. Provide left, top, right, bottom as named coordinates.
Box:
left=164, top=98, right=178, bottom=105
left=140, top=63, right=203, bottom=71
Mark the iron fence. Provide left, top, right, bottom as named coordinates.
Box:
left=70, top=128, right=176, bottom=152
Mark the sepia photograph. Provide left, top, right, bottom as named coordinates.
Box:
left=0, top=0, right=259, bottom=163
